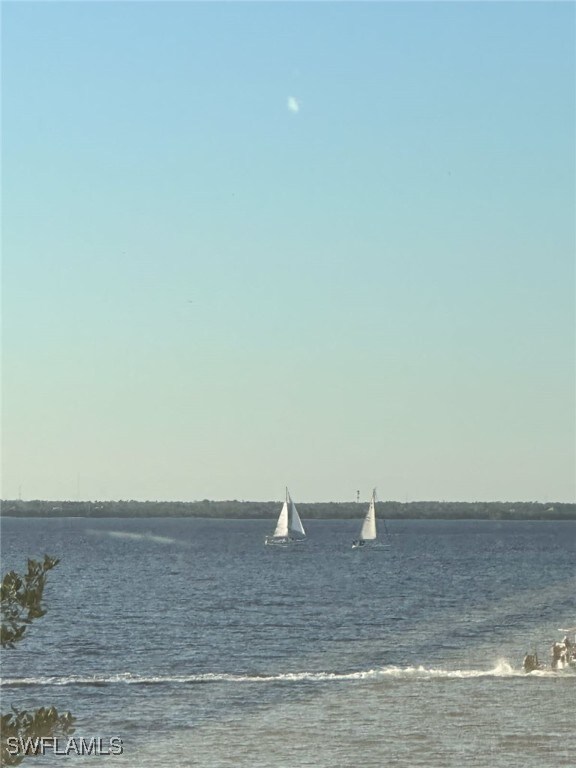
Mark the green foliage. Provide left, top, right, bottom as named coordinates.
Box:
left=1, top=557, right=75, bottom=767
left=1, top=708, right=75, bottom=766
left=1, top=555, right=59, bottom=648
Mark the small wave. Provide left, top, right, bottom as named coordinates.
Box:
left=0, top=671, right=378, bottom=688
left=3, top=660, right=558, bottom=689
left=379, top=660, right=518, bottom=678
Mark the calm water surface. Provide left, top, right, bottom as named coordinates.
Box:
left=1, top=517, right=574, bottom=767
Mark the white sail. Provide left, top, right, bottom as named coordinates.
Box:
left=272, top=500, right=289, bottom=538
left=266, top=488, right=306, bottom=544
left=359, top=490, right=377, bottom=541
left=288, top=496, right=306, bottom=537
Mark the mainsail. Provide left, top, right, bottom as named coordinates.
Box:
left=359, top=489, right=377, bottom=541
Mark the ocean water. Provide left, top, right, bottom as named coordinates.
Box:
left=1, top=516, right=574, bottom=767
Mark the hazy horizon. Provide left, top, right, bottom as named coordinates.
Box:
left=2, top=2, right=575, bottom=504
left=2, top=495, right=572, bottom=507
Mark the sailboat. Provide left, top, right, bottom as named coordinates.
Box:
left=352, top=488, right=388, bottom=549
left=265, top=488, right=307, bottom=546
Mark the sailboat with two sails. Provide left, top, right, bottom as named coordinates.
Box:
left=352, top=488, right=389, bottom=549
left=265, top=488, right=307, bottom=546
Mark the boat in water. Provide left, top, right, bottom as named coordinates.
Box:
left=521, top=650, right=544, bottom=673
left=551, top=627, right=576, bottom=670
left=264, top=488, right=306, bottom=546
left=523, top=627, right=576, bottom=672
left=352, top=489, right=389, bottom=549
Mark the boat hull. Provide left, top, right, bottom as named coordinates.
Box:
left=352, top=540, right=389, bottom=550
left=265, top=536, right=306, bottom=546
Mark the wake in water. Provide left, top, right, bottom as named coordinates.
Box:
left=4, top=659, right=569, bottom=689
left=88, top=530, right=177, bottom=545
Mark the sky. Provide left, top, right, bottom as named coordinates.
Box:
left=1, top=1, right=575, bottom=503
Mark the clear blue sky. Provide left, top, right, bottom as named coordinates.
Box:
left=2, top=2, right=574, bottom=503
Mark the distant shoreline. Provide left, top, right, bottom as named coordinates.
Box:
left=1, top=499, right=574, bottom=520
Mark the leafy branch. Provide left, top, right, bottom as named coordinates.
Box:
left=1, top=557, right=76, bottom=766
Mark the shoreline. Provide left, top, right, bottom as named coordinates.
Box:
left=1, top=499, right=574, bottom=521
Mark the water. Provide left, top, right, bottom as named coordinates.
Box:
left=1, top=517, right=574, bottom=767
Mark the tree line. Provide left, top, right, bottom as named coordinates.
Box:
left=1, top=499, right=574, bottom=520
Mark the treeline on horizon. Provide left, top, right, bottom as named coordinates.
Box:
left=1, top=499, right=574, bottom=520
